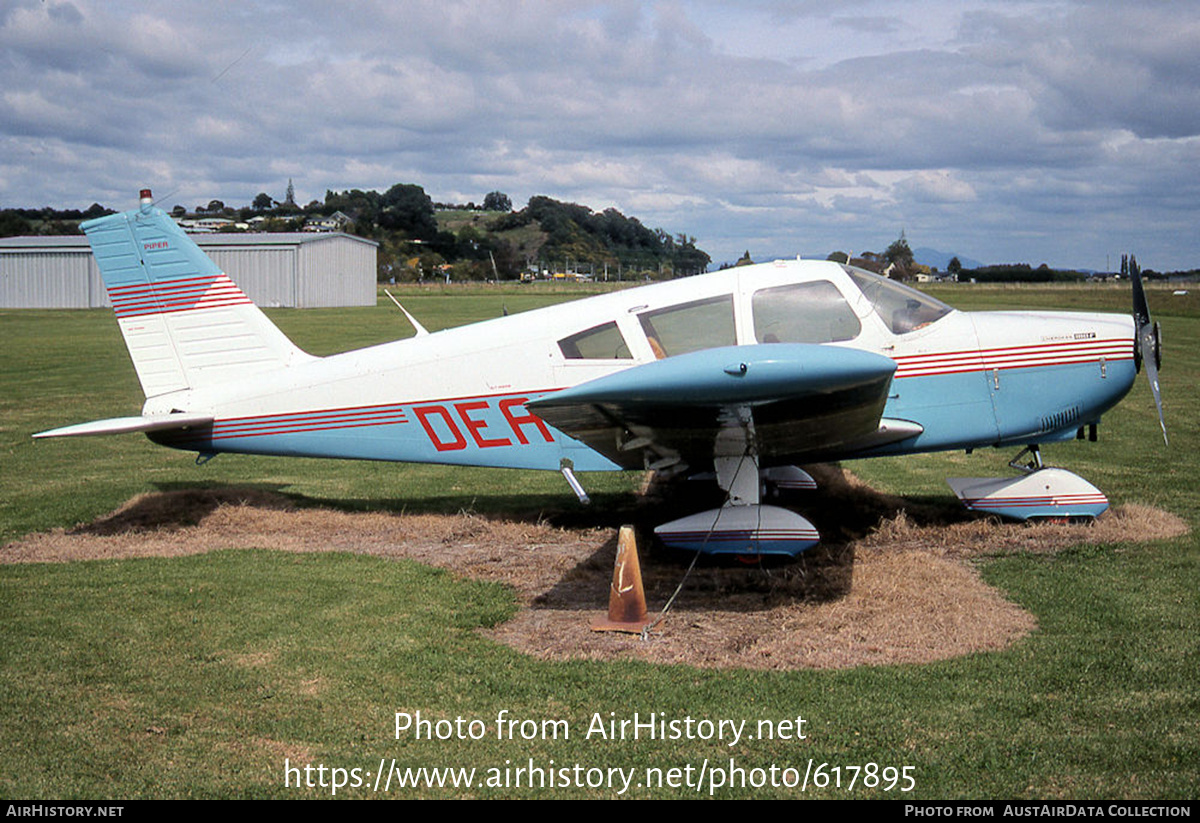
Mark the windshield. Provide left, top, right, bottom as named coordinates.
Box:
left=841, top=265, right=952, bottom=334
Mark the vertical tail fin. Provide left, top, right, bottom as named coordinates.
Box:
left=82, top=191, right=312, bottom=399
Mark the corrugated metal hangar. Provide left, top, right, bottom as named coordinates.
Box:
left=0, top=232, right=378, bottom=309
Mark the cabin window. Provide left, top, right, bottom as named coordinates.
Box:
left=558, top=322, right=632, bottom=359
left=842, top=265, right=951, bottom=334
left=638, top=295, right=735, bottom=358
left=752, top=281, right=861, bottom=344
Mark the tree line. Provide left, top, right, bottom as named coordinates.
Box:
left=1, top=183, right=712, bottom=283
left=0, top=203, right=113, bottom=236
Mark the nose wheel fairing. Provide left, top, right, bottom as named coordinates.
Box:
left=946, top=468, right=1109, bottom=521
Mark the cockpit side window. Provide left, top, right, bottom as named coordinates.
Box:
left=842, top=265, right=952, bottom=334
left=638, top=295, right=735, bottom=358
left=558, top=321, right=632, bottom=359
left=752, top=280, right=861, bottom=344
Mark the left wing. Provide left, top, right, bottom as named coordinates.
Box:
left=529, top=344, right=916, bottom=473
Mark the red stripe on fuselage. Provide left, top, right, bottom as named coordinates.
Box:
left=185, top=392, right=566, bottom=448
left=893, top=338, right=1132, bottom=378
left=205, top=404, right=409, bottom=440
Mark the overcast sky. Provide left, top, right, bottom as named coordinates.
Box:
left=2, top=0, right=1198, bottom=270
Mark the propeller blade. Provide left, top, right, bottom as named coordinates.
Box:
left=1141, top=334, right=1167, bottom=445
left=1131, top=261, right=1167, bottom=445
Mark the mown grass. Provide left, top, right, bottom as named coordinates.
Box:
left=1, top=283, right=1197, bottom=798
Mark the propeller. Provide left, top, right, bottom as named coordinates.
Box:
left=1130, top=257, right=1167, bottom=445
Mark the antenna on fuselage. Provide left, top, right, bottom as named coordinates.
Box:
left=384, top=290, right=430, bottom=337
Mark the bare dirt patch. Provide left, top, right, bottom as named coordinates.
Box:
left=2, top=467, right=1186, bottom=670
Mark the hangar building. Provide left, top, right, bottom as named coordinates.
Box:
left=0, top=232, right=378, bottom=309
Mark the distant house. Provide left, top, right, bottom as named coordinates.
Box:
left=176, top=216, right=236, bottom=232
left=304, top=211, right=353, bottom=232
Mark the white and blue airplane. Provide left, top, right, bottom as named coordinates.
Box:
left=35, top=190, right=1165, bottom=556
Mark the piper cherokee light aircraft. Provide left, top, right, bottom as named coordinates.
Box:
left=35, top=190, right=1166, bottom=556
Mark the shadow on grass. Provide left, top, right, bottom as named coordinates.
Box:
left=84, top=462, right=980, bottom=540
left=71, top=482, right=294, bottom=534
left=530, top=466, right=982, bottom=613
left=64, top=466, right=985, bottom=614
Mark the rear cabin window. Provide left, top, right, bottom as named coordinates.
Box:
left=558, top=322, right=632, bottom=359
left=638, top=295, right=735, bottom=358
left=752, top=280, right=861, bottom=344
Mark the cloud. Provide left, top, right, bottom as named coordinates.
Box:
left=895, top=170, right=977, bottom=204
left=832, top=15, right=902, bottom=36
left=0, top=0, right=1197, bottom=270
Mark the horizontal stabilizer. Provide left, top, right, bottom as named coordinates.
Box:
left=33, top=414, right=213, bottom=439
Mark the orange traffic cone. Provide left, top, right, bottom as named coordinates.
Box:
left=592, top=525, right=650, bottom=633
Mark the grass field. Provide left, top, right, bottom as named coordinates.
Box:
left=1, top=282, right=1197, bottom=799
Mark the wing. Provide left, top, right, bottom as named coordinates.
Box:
left=529, top=343, right=920, bottom=473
